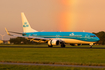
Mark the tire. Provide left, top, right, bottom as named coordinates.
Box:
left=48, top=45, right=53, bottom=47
left=78, top=44, right=81, bottom=46
left=61, top=44, right=65, bottom=48
left=89, top=46, right=92, bottom=48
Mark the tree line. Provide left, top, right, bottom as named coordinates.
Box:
left=10, top=37, right=36, bottom=44
left=93, top=31, right=105, bottom=45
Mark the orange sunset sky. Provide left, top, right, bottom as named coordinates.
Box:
left=0, top=0, right=105, bottom=40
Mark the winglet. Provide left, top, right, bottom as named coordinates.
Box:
left=5, top=28, right=11, bottom=35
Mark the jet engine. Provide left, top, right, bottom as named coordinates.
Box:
left=48, top=40, right=59, bottom=46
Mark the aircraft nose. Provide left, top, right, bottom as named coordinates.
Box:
left=96, top=37, right=100, bottom=42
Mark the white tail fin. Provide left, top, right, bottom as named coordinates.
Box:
left=21, top=12, right=38, bottom=33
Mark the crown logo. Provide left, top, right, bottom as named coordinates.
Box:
left=23, top=22, right=29, bottom=27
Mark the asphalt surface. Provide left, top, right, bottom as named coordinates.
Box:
left=0, top=46, right=105, bottom=49
left=0, top=45, right=105, bottom=68
left=0, top=62, right=105, bottom=68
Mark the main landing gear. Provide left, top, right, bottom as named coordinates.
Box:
left=61, top=44, right=65, bottom=48
left=48, top=44, right=65, bottom=48
left=48, top=45, right=53, bottom=47
left=60, top=42, right=65, bottom=48
left=48, top=43, right=66, bottom=48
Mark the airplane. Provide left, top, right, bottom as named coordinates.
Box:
left=5, top=12, right=100, bottom=48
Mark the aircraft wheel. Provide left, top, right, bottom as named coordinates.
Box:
left=48, top=45, right=53, bottom=47
left=89, top=43, right=93, bottom=48
left=89, top=46, right=92, bottom=48
left=78, top=44, right=81, bottom=46
left=61, top=44, right=65, bottom=48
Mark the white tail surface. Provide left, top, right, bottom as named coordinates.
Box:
left=21, top=12, right=38, bottom=33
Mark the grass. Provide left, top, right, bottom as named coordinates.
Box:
left=0, top=64, right=105, bottom=70
left=0, top=45, right=105, bottom=66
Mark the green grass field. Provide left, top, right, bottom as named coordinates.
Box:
left=0, top=45, right=105, bottom=70
left=0, top=45, right=105, bottom=65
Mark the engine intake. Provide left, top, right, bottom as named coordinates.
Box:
left=48, top=40, right=59, bottom=46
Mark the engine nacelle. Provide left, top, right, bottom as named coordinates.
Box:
left=48, top=40, right=59, bottom=46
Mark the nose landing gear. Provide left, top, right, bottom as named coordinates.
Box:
left=89, top=43, right=93, bottom=48
left=89, top=45, right=92, bottom=48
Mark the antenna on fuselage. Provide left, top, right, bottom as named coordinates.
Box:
left=41, top=30, right=45, bottom=32
left=83, top=30, right=85, bottom=32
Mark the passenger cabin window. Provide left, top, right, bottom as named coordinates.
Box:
left=32, top=34, right=37, bottom=36
left=90, top=35, right=96, bottom=37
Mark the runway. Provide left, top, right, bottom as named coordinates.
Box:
left=0, top=46, right=105, bottom=49
left=0, top=62, right=105, bottom=68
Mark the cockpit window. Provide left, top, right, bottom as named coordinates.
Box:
left=90, top=35, right=96, bottom=37
left=22, top=33, right=26, bottom=36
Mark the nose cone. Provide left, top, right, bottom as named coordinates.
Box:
left=95, top=37, right=100, bottom=42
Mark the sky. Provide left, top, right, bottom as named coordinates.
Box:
left=0, top=0, right=105, bottom=40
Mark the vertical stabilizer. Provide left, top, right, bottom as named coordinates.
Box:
left=21, top=12, right=38, bottom=33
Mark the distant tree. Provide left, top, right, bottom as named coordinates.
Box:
left=10, top=37, right=34, bottom=44
left=93, top=31, right=105, bottom=45
left=10, top=37, right=47, bottom=45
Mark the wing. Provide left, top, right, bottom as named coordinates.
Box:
left=5, top=28, right=50, bottom=42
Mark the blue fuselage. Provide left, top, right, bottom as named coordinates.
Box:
left=23, top=32, right=100, bottom=42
